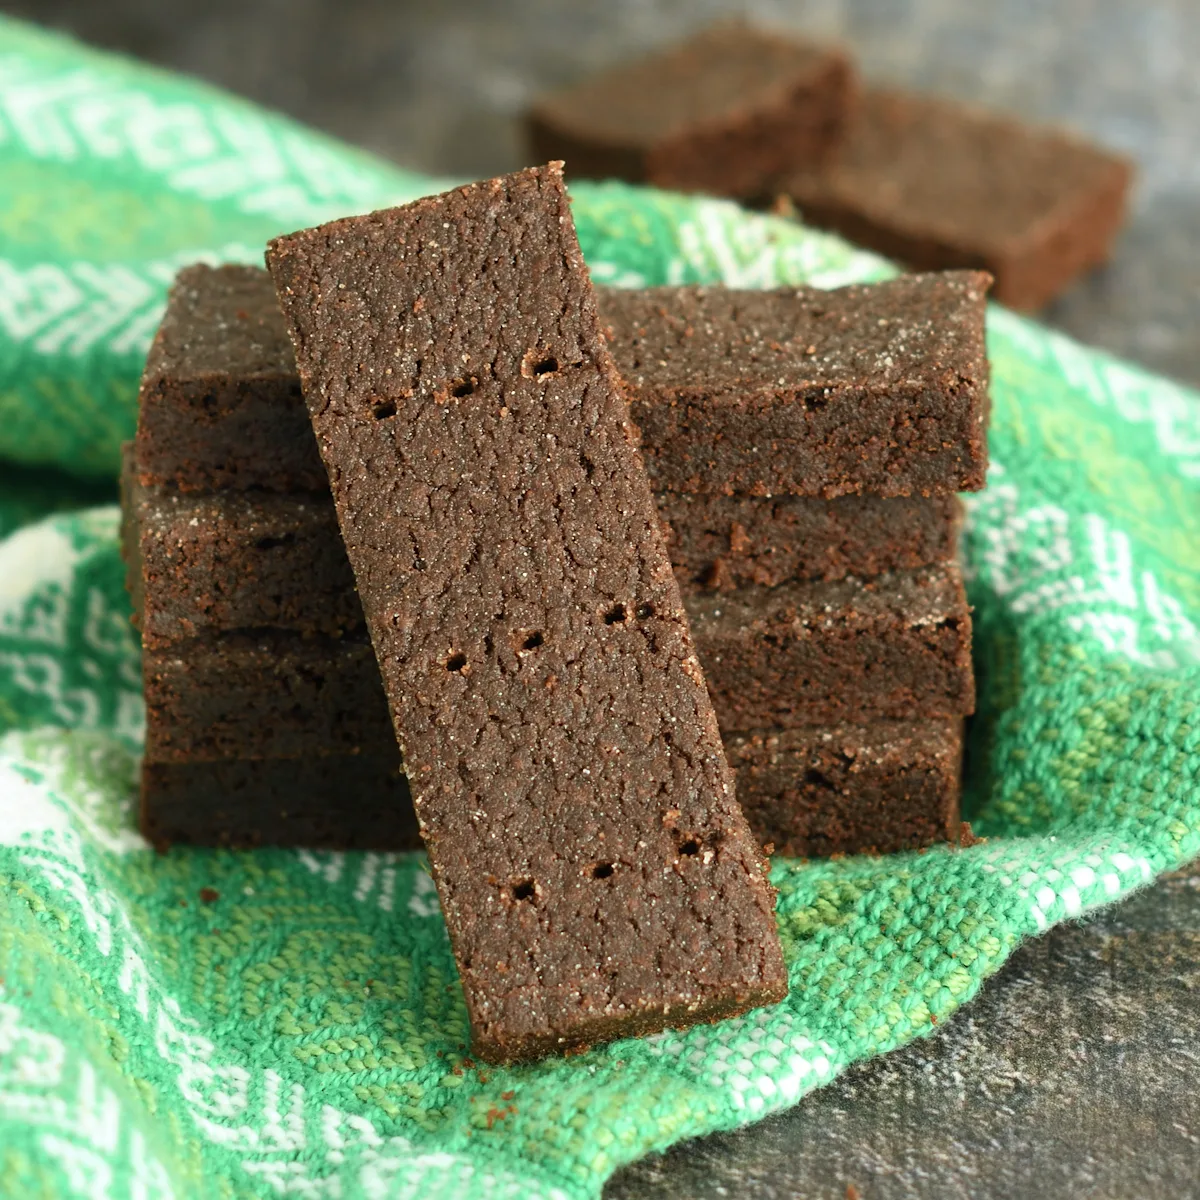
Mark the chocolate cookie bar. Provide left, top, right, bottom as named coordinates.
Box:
left=660, top=492, right=961, bottom=591
left=598, top=272, right=990, bottom=497
left=267, top=164, right=787, bottom=1063
left=139, top=560, right=972, bottom=766
left=139, top=268, right=989, bottom=500
left=785, top=89, right=1133, bottom=312
left=136, top=556, right=971, bottom=768
left=141, top=752, right=418, bottom=851
left=124, top=436, right=960, bottom=638
left=142, top=632, right=394, bottom=763
left=728, top=720, right=963, bottom=857
left=141, top=724, right=959, bottom=859
left=526, top=21, right=855, bottom=197
left=121, top=444, right=362, bottom=646
left=135, top=264, right=327, bottom=493
left=685, top=563, right=974, bottom=730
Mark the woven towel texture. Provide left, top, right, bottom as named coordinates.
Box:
left=1, top=16, right=1199, bottom=1200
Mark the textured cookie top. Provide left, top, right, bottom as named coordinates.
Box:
left=599, top=271, right=991, bottom=398
left=144, top=263, right=296, bottom=382
left=787, top=89, right=1134, bottom=251
left=529, top=22, right=843, bottom=145
left=267, top=163, right=785, bottom=1061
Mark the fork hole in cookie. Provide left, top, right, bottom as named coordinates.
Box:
left=522, top=349, right=560, bottom=378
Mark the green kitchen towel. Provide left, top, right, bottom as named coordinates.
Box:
left=2, top=15, right=1200, bottom=1200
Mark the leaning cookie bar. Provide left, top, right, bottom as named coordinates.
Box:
left=267, top=163, right=788, bottom=1063
left=598, top=273, right=990, bottom=497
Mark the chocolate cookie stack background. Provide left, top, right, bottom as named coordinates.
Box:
left=122, top=261, right=988, bottom=860
left=529, top=20, right=1133, bottom=313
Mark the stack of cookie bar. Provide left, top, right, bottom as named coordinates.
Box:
left=123, top=265, right=419, bottom=851
left=124, top=260, right=987, bottom=860
left=597, top=273, right=988, bottom=856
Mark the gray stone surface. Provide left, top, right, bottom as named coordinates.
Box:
left=7, top=1, right=1198, bottom=1194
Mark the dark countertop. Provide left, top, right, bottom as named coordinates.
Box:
left=6, top=2, right=1198, bottom=1196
